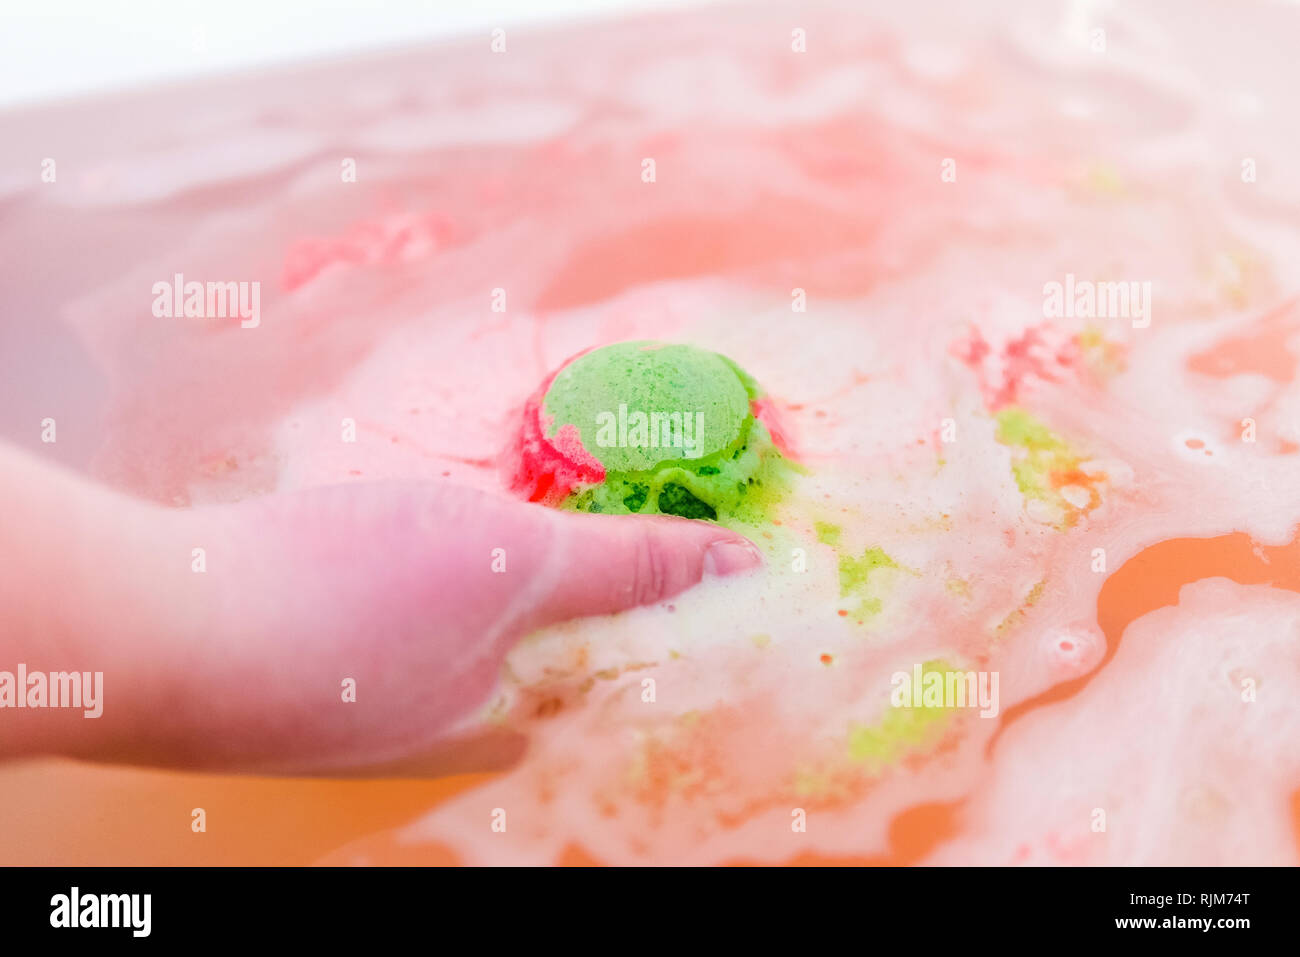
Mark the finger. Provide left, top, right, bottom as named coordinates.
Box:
left=527, top=507, right=763, bottom=628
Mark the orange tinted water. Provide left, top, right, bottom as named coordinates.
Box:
left=0, top=763, right=488, bottom=866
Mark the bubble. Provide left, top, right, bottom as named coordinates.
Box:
left=1042, top=623, right=1105, bottom=677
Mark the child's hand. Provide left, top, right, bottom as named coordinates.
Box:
left=0, top=448, right=761, bottom=774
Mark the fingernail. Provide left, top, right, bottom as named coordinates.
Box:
left=703, top=539, right=762, bottom=577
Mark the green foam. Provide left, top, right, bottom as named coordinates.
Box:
left=544, top=341, right=790, bottom=523
left=544, top=342, right=751, bottom=472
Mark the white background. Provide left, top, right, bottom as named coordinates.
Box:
left=0, top=0, right=714, bottom=108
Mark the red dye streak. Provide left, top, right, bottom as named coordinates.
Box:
left=502, top=351, right=605, bottom=506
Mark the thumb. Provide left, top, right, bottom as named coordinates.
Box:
left=526, top=506, right=763, bottom=629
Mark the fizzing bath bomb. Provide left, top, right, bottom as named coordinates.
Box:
left=505, top=341, right=791, bottom=522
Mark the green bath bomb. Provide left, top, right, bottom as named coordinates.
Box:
left=539, top=341, right=789, bottom=522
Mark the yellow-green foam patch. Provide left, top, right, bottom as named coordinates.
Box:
left=815, top=521, right=842, bottom=546
left=995, top=407, right=1099, bottom=528
left=791, top=659, right=959, bottom=800
left=846, top=659, right=955, bottom=769
left=996, top=407, right=1062, bottom=451
left=839, top=547, right=897, bottom=593
left=837, top=546, right=900, bottom=620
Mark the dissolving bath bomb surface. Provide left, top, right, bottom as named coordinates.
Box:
left=505, top=341, right=791, bottom=522
left=544, top=343, right=751, bottom=471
